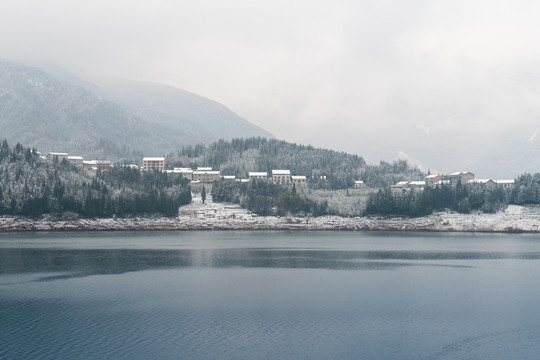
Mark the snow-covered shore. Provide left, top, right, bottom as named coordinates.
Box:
left=1, top=196, right=539, bottom=233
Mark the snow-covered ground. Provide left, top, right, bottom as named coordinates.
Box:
left=1, top=194, right=539, bottom=233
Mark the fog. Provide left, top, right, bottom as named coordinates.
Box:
left=1, top=0, right=539, bottom=176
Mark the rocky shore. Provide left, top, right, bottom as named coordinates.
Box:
left=1, top=197, right=539, bottom=233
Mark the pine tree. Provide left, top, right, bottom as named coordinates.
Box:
left=201, top=186, right=206, bottom=204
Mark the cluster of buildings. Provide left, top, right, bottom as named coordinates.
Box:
left=392, top=171, right=515, bottom=190
left=140, top=157, right=309, bottom=185
left=46, top=152, right=113, bottom=172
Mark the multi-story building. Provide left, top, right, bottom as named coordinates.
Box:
left=142, top=157, right=165, bottom=172
left=46, top=152, right=69, bottom=162
left=449, top=171, right=475, bottom=186
left=192, top=170, right=221, bottom=183
left=467, top=179, right=496, bottom=189
left=67, top=156, right=84, bottom=167
left=173, top=168, right=194, bottom=180
left=249, top=172, right=268, bottom=181
left=272, top=170, right=291, bottom=185
left=291, top=175, right=307, bottom=185
left=425, top=174, right=441, bottom=186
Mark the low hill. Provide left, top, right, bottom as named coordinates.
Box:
left=167, top=137, right=425, bottom=188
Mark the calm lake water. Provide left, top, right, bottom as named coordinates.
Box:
left=2, top=231, right=540, bottom=359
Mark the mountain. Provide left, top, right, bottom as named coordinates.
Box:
left=0, top=59, right=273, bottom=160
left=94, top=77, right=273, bottom=144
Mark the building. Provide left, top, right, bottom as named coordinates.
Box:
left=354, top=180, right=364, bottom=188
left=449, top=171, right=475, bottom=186
left=425, top=174, right=441, bottom=186
left=46, top=152, right=68, bottom=162
left=291, top=175, right=307, bottom=185
left=173, top=168, right=194, bottom=180
left=408, top=180, right=426, bottom=189
left=496, top=179, right=515, bottom=188
left=192, top=170, right=221, bottom=183
left=467, top=179, right=496, bottom=188
left=391, top=181, right=410, bottom=189
left=272, top=170, right=291, bottom=185
left=83, top=160, right=98, bottom=171
left=142, top=157, right=165, bottom=172
left=248, top=172, right=268, bottom=181
left=67, top=155, right=84, bottom=167
left=196, top=167, right=212, bottom=171
left=222, top=175, right=236, bottom=180
left=95, top=160, right=112, bottom=172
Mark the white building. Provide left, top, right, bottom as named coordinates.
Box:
left=222, top=175, right=236, bottom=180
left=192, top=170, right=221, bottom=183
left=354, top=180, right=364, bottom=188
left=173, top=167, right=194, bottom=180
left=450, top=171, right=475, bottom=186
left=142, top=157, right=165, bottom=172
left=408, top=180, right=426, bottom=189
left=47, top=152, right=69, bottom=161
left=67, top=155, right=84, bottom=167
left=249, top=172, right=268, bottom=181
left=272, top=170, right=291, bottom=185
left=292, top=175, right=307, bottom=185
left=467, top=179, right=496, bottom=188
left=496, top=179, right=515, bottom=188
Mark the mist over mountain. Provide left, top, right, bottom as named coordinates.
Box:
left=0, top=59, right=272, bottom=160
left=94, top=77, right=273, bottom=143
left=374, top=125, right=540, bottom=179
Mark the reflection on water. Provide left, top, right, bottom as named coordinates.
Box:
left=2, top=231, right=540, bottom=359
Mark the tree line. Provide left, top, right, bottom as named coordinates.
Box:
left=0, top=141, right=191, bottom=218
left=211, top=178, right=328, bottom=216
left=167, top=137, right=424, bottom=189
left=365, top=181, right=515, bottom=217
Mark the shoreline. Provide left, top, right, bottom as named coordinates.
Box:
left=1, top=203, right=539, bottom=234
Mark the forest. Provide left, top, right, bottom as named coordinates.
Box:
left=0, top=141, right=191, bottom=218
left=167, top=137, right=425, bottom=189
left=365, top=175, right=540, bottom=217
left=211, top=179, right=328, bottom=216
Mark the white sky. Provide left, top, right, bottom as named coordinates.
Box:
left=1, top=0, right=540, bottom=165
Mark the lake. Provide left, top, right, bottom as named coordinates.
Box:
left=1, top=231, right=540, bottom=359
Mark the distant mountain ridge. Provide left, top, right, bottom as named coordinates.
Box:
left=0, top=59, right=273, bottom=160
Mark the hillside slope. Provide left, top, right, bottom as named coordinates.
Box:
left=96, top=77, right=273, bottom=144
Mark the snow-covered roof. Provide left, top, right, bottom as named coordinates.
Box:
left=249, top=172, right=268, bottom=177
left=496, top=179, right=515, bottom=184
left=450, top=171, right=474, bottom=176
left=83, top=160, right=98, bottom=165
left=67, top=156, right=83, bottom=160
left=355, top=180, right=364, bottom=184
left=48, top=152, right=68, bottom=156
left=292, top=176, right=307, bottom=180
left=174, top=167, right=192, bottom=171
left=409, top=181, right=426, bottom=186
left=193, top=171, right=220, bottom=175
left=396, top=181, right=409, bottom=186
left=197, top=167, right=212, bottom=171
left=425, top=174, right=439, bottom=179
left=143, top=157, right=165, bottom=161
left=467, top=179, right=495, bottom=184
left=272, top=170, right=291, bottom=175
left=223, top=175, right=236, bottom=180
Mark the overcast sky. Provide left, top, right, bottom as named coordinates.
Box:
left=1, top=0, right=540, bottom=169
